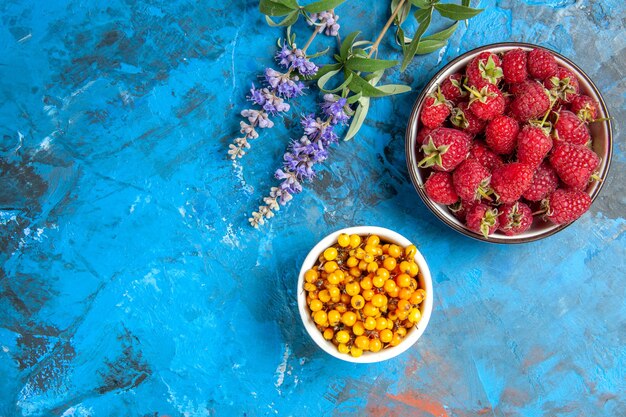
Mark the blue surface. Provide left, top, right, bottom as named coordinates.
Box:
left=1, top=0, right=625, bottom=416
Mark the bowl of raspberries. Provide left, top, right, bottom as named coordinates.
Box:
left=405, top=42, right=612, bottom=243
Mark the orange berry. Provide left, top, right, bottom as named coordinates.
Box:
left=396, top=273, right=411, bottom=288
left=380, top=329, right=393, bottom=343
left=304, top=269, right=318, bottom=283
left=383, top=257, right=397, bottom=271
left=388, top=244, right=402, bottom=258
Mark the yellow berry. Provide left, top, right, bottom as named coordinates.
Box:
left=304, top=269, right=318, bottom=283
left=304, top=282, right=317, bottom=292
left=408, top=308, right=422, bottom=323
left=313, top=310, right=327, bottom=325
left=360, top=275, right=373, bottom=290
left=355, top=335, right=370, bottom=350
left=367, top=235, right=380, bottom=246
left=328, top=310, right=341, bottom=326
left=353, top=321, right=365, bottom=336
left=390, top=333, right=402, bottom=346
left=328, top=286, right=340, bottom=299
left=405, top=244, right=417, bottom=258
left=397, top=299, right=411, bottom=313
left=309, top=299, right=323, bottom=312
left=376, top=268, right=390, bottom=280
left=372, top=274, right=385, bottom=288
left=346, top=256, right=359, bottom=267
left=349, top=267, right=361, bottom=278
left=399, top=288, right=413, bottom=300
left=397, top=327, right=407, bottom=337
left=410, top=291, right=424, bottom=305
left=351, top=295, right=365, bottom=310
left=369, top=338, right=382, bottom=352
left=396, top=273, right=411, bottom=288
left=341, top=311, right=357, bottom=327
left=399, top=261, right=411, bottom=274
left=319, top=290, right=331, bottom=303
left=355, top=248, right=366, bottom=260
left=323, top=328, right=334, bottom=340
left=324, top=247, right=338, bottom=261
left=340, top=293, right=351, bottom=304
left=367, top=262, right=379, bottom=273
left=358, top=260, right=368, bottom=271
left=324, top=261, right=338, bottom=273
left=408, top=262, right=419, bottom=277
left=345, top=282, right=360, bottom=296
left=409, top=278, right=418, bottom=291
left=371, top=294, right=387, bottom=308
left=338, top=343, right=350, bottom=354
left=336, top=330, right=350, bottom=344
left=364, top=316, right=377, bottom=330
left=383, top=257, right=397, bottom=271
left=380, top=329, right=393, bottom=343
left=362, top=302, right=379, bottom=317
left=362, top=289, right=374, bottom=301
left=388, top=244, right=402, bottom=258
left=327, top=272, right=340, bottom=285
left=375, top=317, right=388, bottom=331
left=350, top=346, right=363, bottom=357
left=337, top=233, right=350, bottom=247
left=349, top=234, right=362, bottom=248
left=386, top=319, right=394, bottom=329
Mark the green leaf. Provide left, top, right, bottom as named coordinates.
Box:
left=375, top=84, right=412, bottom=95
left=276, top=0, right=300, bottom=8
left=462, top=0, right=470, bottom=6
left=434, top=3, right=483, bottom=20
left=303, top=0, right=347, bottom=13
left=306, top=46, right=330, bottom=59
left=265, top=10, right=300, bottom=26
left=317, top=69, right=341, bottom=91
left=400, top=7, right=433, bottom=72
left=392, top=0, right=414, bottom=24
left=422, top=21, right=458, bottom=41
left=415, top=39, right=448, bottom=54
left=259, top=0, right=295, bottom=16
left=344, top=98, right=370, bottom=141
left=321, top=72, right=353, bottom=93
left=312, top=63, right=342, bottom=80
left=345, top=57, right=398, bottom=72
left=366, top=69, right=385, bottom=85
left=346, top=91, right=363, bottom=104
left=347, top=72, right=392, bottom=97
left=410, top=0, right=432, bottom=8
left=340, top=31, right=360, bottom=60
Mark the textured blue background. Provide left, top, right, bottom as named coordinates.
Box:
left=1, top=0, right=625, bottom=416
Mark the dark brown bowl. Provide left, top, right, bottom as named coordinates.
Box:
left=405, top=42, right=613, bottom=244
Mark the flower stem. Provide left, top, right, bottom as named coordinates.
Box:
left=302, top=27, right=319, bottom=53
left=368, top=0, right=407, bottom=58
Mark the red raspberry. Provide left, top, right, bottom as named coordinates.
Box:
left=517, top=125, right=553, bottom=167
left=549, top=142, right=600, bottom=190
left=570, top=94, right=599, bottom=123
left=522, top=162, right=559, bottom=201
left=498, top=202, right=533, bottom=236
left=450, top=102, right=486, bottom=135
left=543, top=67, right=580, bottom=104
left=470, top=141, right=504, bottom=171
left=424, top=172, right=459, bottom=205
left=527, top=48, right=558, bottom=80
left=554, top=110, right=590, bottom=145
left=491, top=162, right=534, bottom=204
left=449, top=200, right=478, bottom=222
left=467, top=84, right=506, bottom=121
left=416, top=127, right=433, bottom=146
left=485, top=115, right=519, bottom=155
left=544, top=188, right=591, bottom=225
left=452, top=159, right=492, bottom=202
left=418, top=127, right=471, bottom=172
left=465, top=203, right=500, bottom=238
left=466, top=52, right=504, bottom=88
left=502, top=48, right=528, bottom=84
left=440, top=73, right=467, bottom=104
left=509, top=81, right=551, bottom=121
left=420, top=89, right=450, bottom=128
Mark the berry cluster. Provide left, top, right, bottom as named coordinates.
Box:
left=417, top=48, right=602, bottom=238
left=304, top=234, right=426, bottom=358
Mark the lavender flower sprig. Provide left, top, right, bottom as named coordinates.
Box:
left=249, top=94, right=351, bottom=228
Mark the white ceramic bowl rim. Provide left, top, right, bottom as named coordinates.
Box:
left=297, top=226, right=433, bottom=363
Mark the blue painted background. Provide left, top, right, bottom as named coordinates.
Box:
left=1, top=0, right=625, bottom=416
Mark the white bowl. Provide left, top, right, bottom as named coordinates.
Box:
left=297, top=226, right=433, bottom=363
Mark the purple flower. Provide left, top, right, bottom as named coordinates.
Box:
left=265, top=68, right=306, bottom=98
left=292, top=57, right=318, bottom=76
left=249, top=84, right=266, bottom=106
left=275, top=45, right=318, bottom=76
left=275, top=169, right=303, bottom=194
left=309, top=10, right=340, bottom=36
left=321, top=94, right=349, bottom=125
left=241, top=109, right=274, bottom=129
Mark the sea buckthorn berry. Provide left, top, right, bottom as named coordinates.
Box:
left=336, top=330, right=350, bottom=344
left=349, top=234, right=361, bottom=248
left=304, top=283, right=317, bottom=292
left=313, top=310, right=327, bottom=325
left=388, top=287, right=400, bottom=298
left=367, top=235, right=380, bottom=246
left=363, top=302, right=379, bottom=317
left=342, top=311, right=357, bottom=326
left=408, top=262, right=419, bottom=277
left=309, top=291, right=319, bottom=300
left=305, top=269, right=318, bottom=283
left=355, top=248, right=366, bottom=259
left=323, top=328, right=334, bottom=340
left=351, top=295, right=365, bottom=310
left=405, top=244, right=417, bottom=258
left=408, top=308, right=422, bottom=323
left=360, top=276, right=373, bottom=290
left=380, top=329, right=393, bottom=343
left=364, top=244, right=376, bottom=255
left=355, top=335, right=370, bottom=350
left=367, top=262, right=379, bottom=273
left=338, top=234, right=350, bottom=247
left=309, top=299, right=323, bottom=312
left=396, top=309, right=409, bottom=320
left=350, top=346, right=363, bottom=357
left=340, top=293, right=351, bottom=303
left=323, top=247, right=338, bottom=261
left=409, top=278, right=418, bottom=291
left=353, top=321, right=365, bottom=336
left=362, top=289, right=374, bottom=301
left=375, top=247, right=383, bottom=256
left=324, top=261, right=338, bottom=273
left=376, top=268, right=390, bottom=280
left=372, top=274, right=385, bottom=288
left=410, top=291, right=424, bottom=305
left=382, top=244, right=390, bottom=253
left=415, top=288, right=426, bottom=300
left=338, top=343, right=349, bottom=354
left=371, top=294, right=386, bottom=308
left=345, top=282, right=360, bottom=296
left=336, top=303, right=348, bottom=313
left=396, top=273, right=411, bottom=288
left=376, top=317, right=388, bottom=331
left=319, top=290, right=331, bottom=303
left=386, top=319, right=394, bottom=329
left=328, top=310, right=341, bottom=326
left=387, top=310, right=398, bottom=321
left=327, top=273, right=341, bottom=285
left=397, top=327, right=407, bottom=337
left=397, top=299, right=411, bottom=313
left=383, top=257, right=397, bottom=271
left=390, top=333, right=402, bottom=347
left=346, top=256, right=359, bottom=267
left=364, top=316, right=377, bottom=330
left=399, top=288, right=413, bottom=300
left=328, top=286, right=340, bottom=299
left=349, top=267, right=361, bottom=278
left=363, top=254, right=375, bottom=264
left=335, top=269, right=345, bottom=280
left=383, top=279, right=397, bottom=294
left=358, top=260, right=368, bottom=271
left=369, top=338, right=382, bottom=352
left=399, top=261, right=412, bottom=274
left=388, top=244, right=402, bottom=258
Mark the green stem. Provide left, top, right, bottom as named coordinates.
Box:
left=368, top=0, right=407, bottom=58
